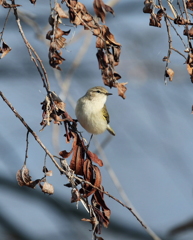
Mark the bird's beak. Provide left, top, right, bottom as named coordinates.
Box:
left=106, top=93, right=112, bottom=96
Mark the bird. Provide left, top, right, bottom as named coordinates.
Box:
left=75, top=86, right=115, bottom=136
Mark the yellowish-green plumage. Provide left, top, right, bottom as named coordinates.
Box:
left=75, top=86, right=115, bottom=136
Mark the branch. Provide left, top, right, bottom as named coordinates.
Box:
left=0, top=8, right=11, bottom=43
left=11, top=1, right=50, bottom=92
left=0, top=90, right=152, bottom=233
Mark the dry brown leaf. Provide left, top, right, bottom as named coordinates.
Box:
left=45, top=170, right=53, bottom=177
left=40, top=92, right=66, bottom=129
left=162, top=56, right=170, bottom=62
left=165, top=68, right=174, bottom=81
left=87, top=150, right=103, bottom=167
left=71, top=188, right=80, bottom=202
left=149, top=13, right=161, bottom=28
left=187, top=0, right=193, bottom=11
left=73, top=146, right=84, bottom=175
left=143, top=0, right=153, bottom=13
left=69, top=134, right=84, bottom=175
left=59, top=148, right=73, bottom=158
left=39, top=182, right=54, bottom=195
left=16, top=165, right=41, bottom=188
left=83, top=159, right=93, bottom=187
left=114, top=82, right=127, bottom=99
left=0, top=41, right=11, bottom=59
left=91, top=188, right=111, bottom=228
left=30, top=0, right=36, bottom=4
left=102, top=25, right=121, bottom=47
left=92, top=165, right=102, bottom=189
left=93, top=0, right=114, bottom=23
left=42, top=166, right=53, bottom=176
left=16, top=165, right=32, bottom=186
left=80, top=164, right=102, bottom=198
left=186, top=63, right=193, bottom=82
left=55, top=3, right=69, bottom=18
left=183, top=26, right=193, bottom=37
left=96, top=49, right=109, bottom=69
left=112, top=46, right=121, bottom=64
left=1, top=0, right=21, bottom=8
left=82, top=13, right=93, bottom=22
left=174, top=16, right=190, bottom=25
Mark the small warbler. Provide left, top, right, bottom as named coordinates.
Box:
left=75, top=86, right=115, bottom=136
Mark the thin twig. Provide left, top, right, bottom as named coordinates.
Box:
left=24, top=130, right=30, bottom=165
left=177, top=0, right=184, bottom=17
left=11, top=1, right=50, bottom=92
left=0, top=8, right=11, bottom=43
left=167, top=17, right=187, bottom=48
left=164, top=16, right=172, bottom=84
left=182, top=0, right=193, bottom=52
left=167, top=0, right=177, bottom=18
left=171, top=46, right=186, bottom=59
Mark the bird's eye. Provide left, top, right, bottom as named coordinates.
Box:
left=96, top=90, right=101, bottom=93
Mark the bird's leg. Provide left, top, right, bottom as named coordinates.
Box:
left=87, top=134, right=93, bottom=149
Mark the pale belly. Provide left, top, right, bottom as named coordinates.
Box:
left=76, top=107, right=107, bottom=134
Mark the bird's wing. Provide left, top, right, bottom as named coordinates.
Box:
left=103, top=104, right=110, bottom=124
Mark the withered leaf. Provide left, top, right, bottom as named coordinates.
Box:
left=42, top=167, right=53, bottom=176
left=59, top=148, right=73, bottom=158
left=149, top=13, right=161, bottom=28
left=51, top=36, right=67, bottom=50
left=102, top=25, right=121, bottom=47
left=80, top=163, right=102, bottom=198
left=45, top=170, right=53, bottom=177
left=71, top=11, right=82, bottom=25
left=93, top=165, right=102, bottom=189
left=165, top=68, right=174, bottom=81
left=40, top=92, right=66, bottom=130
left=69, top=134, right=84, bottom=175
left=30, top=0, right=36, bottom=4
left=112, top=46, right=121, bottom=64
left=39, top=182, right=54, bottom=195
left=92, top=27, right=101, bottom=36
left=55, top=3, right=69, bottom=18
left=96, top=26, right=121, bottom=48
left=75, top=1, right=87, bottom=12
left=0, top=41, right=11, bottom=59
left=162, top=56, right=169, bottom=62
left=143, top=0, right=153, bottom=13
left=96, top=49, right=109, bottom=69
left=16, top=165, right=41, bottom=188
left=186, top=63, right=193, bottom=82
left=94, top=189, right=111, bottom=220
left=1, top=0, right=21, bottom=8
left=71, top=188, right=80, bottom=202
left=16, top=165, right=31, bottom=186
left=93, top=0, right=114, bottom=23
left=83, top=159, right=93, bottom=187
left=87, top=150, right=103, bottom=167
left=187, top=0, right=193, bottom=11
left=114, top=82, right=127, bottom=99
left=92, top=188, right=111, bottom=228
left=174, top=16, right=189, bottom=25
left=81, top=218, right=92, bottom=223
left=183, top=26, right=193, bottom=37
left=82, top=13, right=93, bottom=22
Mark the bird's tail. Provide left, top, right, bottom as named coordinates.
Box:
left=107, top=124, right=115, bottom=136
